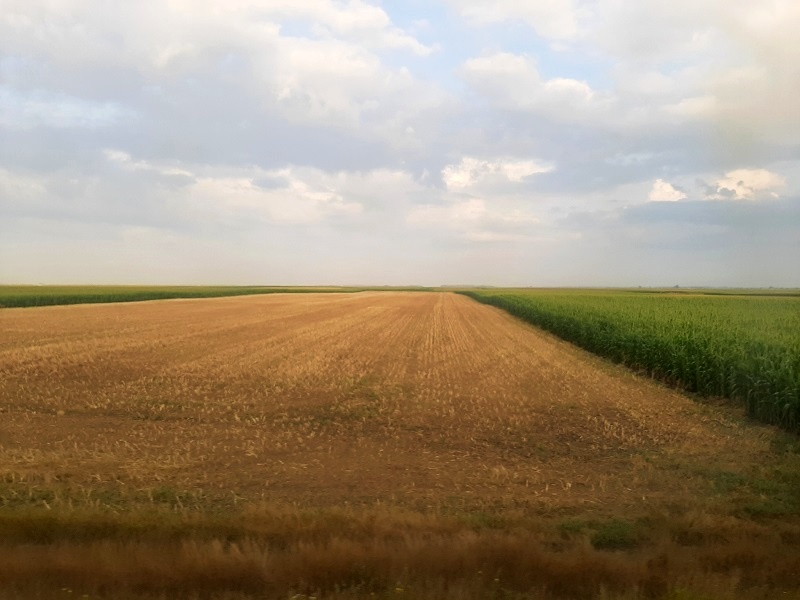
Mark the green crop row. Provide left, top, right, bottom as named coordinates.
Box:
left=0, top=285, right=438, bottom=308
left=0, top=285, right=364, bottom=308
left=460, top=289, right=800, bottom=431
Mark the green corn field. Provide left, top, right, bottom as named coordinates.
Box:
left=0, top=285, right=366, bottom=308
left=460, top=289, right=800, bottom=431
left=0, top=285, right=435, bottom=308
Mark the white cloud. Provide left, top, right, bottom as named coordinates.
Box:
left=442, top=156, right=554, bottom=191
left=407, top=195, right=539, bottom=243
left=460, top=53, right=612, bottom=123
left=448, top=0, right=582, bottom=42
left=188, top=174, right=361, bottom=223
left=104, top=150, right=193, bottom=177
left=711, top=168, right=785, bottom=200
left=189, top=170, right=347, bottom=224
left=596, top=0, right=800, bottom=143
left=408, top=198, right=486, bottom=226
left=648, top=179, right=687, bottom=202
left=408, top=197, right=536, bottom=226
left=463, top=231, right=530, bottom=243
left=663, top=95, right=717, bottom=120
left=0, top=1, right=442, bottom=138
left=454, top=1, right=800, bottom=143
left=0, top=87, right=134, bottom=129
left=182, top=165, right=430, bottom=225
left=0, top=167, right=49, bottom=208
left=0, top=1, right=434, bottom=62
left=606, top=152, right=657, bottom=167
left=255, top=34, right=442, bottom=129
left=0, top=158, right=424, bottom=230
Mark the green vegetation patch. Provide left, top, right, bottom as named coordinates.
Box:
left=558, top=518, right=648, bottom=551
left=0, top=285, right=418, bottom=308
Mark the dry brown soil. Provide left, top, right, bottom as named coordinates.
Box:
left=0, top=291, right=790, bottom=517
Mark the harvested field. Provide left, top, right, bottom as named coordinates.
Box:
left=1, top=292, right=799, bottom=599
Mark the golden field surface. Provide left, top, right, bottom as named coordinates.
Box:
left=1, top=292, right=799, bottom=599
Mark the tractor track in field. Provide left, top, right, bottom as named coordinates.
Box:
left=0, top=292, right=791, bottom=516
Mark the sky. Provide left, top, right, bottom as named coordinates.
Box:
left=1, top=0, right=798, bottom=287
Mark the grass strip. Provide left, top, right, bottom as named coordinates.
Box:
left=1, top=505, right=799, bottom=599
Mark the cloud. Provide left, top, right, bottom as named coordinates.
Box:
left=170, top=164, right=432, bottom=225
left=460, top=53, right=611, bottom=122
left=605, top=153, right=657, bottom=167
left=459, top=49, right=724, bottom=140
left=595, top=0, right=800, bottom=144
left=555, top=195, right=800, bottom=286
left=0, top=1, right=435, bottom=63
left=0, top=167, right=49, bottom=208
left=408, top=154, right=554, bottom=243
left=104, top=149, right=193, bottom=177
left=448, top=0, right=582, bottom=42
left=407, top=195, right=540, bottom=244
left=663, top=95, right=717, bottom=120
left=407, top=198, right=486, bottom=226
left=0, top=87, right=135, bottom=130
left=455, top=1, right=800, bottom=147
left=709, top=168, right=786, bottom=200
left=187, top=173, right=361, bottom=224
left=256, top=34, right=445, bottom=133
left=0, top=0, right=443, bottom=142
left=649, top=179, right=687, bottom=202
left=442, top=156, right=554, bottom=191
left=0, top=157, right=426, bottom=230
